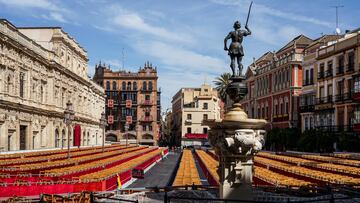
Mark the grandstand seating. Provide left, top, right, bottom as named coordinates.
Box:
left=258, top=152, right=360, bottom=176
left=254, top=166, right=312, bottom=187
left=79, top=148, right=165, bottom=182
left=195, top=150, right=219, bottom=185
left=0, top=145, right=168, bottom=197
left=254, top=156, right=360, bottom=185
left=172, top=150, right=201, bottom=186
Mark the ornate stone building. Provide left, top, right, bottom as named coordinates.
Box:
left=92, top=62, right=161, bottom=146
left=0, top=19, right=105, bottom=152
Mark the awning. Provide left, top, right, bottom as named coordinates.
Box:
left=184, top=133, right=208, bottom=139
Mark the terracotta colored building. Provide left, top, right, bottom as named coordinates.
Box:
left=241, top=35, right=313, bottom=129
left=93, top=62, right=161, bottom=146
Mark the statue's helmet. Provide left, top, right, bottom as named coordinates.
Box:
left=233, top=21, right=241, bottom=29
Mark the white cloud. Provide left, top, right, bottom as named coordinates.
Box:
left=135, top=41, right=227, bottom=74
left=0, top=0, right=60, bottom=11
left=41, top=12, right=68, bottom=23
left=0, top=0, right=71, bottom=23
left=112, top=11, right=191, bottom=43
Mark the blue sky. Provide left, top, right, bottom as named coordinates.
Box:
left=1, top=0, right=359, bottom=111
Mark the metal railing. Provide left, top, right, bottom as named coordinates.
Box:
left=302, top=79, right=314, bottom=86
left=334, top=92, right=352, bottom=102
left=317, top=71, right=324, bottom=79
left=325, top=69, right=333, bottom=78
left=315, top=125, right=354, bottom=132
left=315, top=96, right=333, bottom=104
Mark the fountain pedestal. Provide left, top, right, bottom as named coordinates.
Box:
left=204, top=77, right=268, bottom=201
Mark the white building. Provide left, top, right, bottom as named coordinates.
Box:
left=172, top=83, right=221, bottom=146
left=0, top=19, right=105, bottom=152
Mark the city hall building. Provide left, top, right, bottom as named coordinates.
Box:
left=0, top=19, right=105, bottom=152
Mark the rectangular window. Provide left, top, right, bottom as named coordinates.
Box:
left=328, top=84, right=333, bottom=96
left=203, top=128, right=208, bottom=134
left=310, top=69, right=313, bottom=84
left=19, top=73, right=25, bottom=98
left=187, top=127, right=191, bottom=134
left=355, top=77, right=360, bottom=93
left=203, top=102, right=208, bottom=109
left=187, top=114, right=192, bottom=120
left=203, top=114, right=208, bottom=120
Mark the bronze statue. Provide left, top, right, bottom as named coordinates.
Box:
left=224, top=1, right=253, bottom=77
left=224, top=21, right=251, bottom=77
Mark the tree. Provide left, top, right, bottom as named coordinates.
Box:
left=213, top=72, right=231, bottom=101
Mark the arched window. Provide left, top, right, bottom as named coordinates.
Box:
left=55, top=129, right=60, bottom=148
left=87, top=132, right=90, bottom=145
left=133, top=82, right=137, bottom=90
left=62, top=129, right=66, bottom=148
left=127, top=82, right=131, bottom=90
left=148, top=81, right=153, bottom=91
left=106, top=81, right=110, bottom=90
left=143, top=81, right=147, bottom=91
left=112, top=81, right=117, bottom=90
left=122, top=82, right=126, bottom=90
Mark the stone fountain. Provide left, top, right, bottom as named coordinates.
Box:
left=204, top=17, right=268, bottom=201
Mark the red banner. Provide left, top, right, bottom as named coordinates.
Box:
left=73, top=124, right=81, bottom=147
left=108, top=115, right=114, bottom=124
left=126, top=100, right=132, bottom=108
left=108, top=99, right=114, bottom=108
left=184, top=133, right=208, bottom=139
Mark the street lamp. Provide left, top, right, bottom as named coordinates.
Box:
left=100, top=112, right=107, bottom=152
left=64, top=100, right=75, bottom=159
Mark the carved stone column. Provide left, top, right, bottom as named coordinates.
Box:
left=205, top=77, right=268, bottom=201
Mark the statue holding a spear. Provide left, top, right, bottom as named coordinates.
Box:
left=224, top=1, right=253, bottom=77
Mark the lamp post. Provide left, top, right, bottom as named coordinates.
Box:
left=64, top=100, right=75, bottom=159
left=100, top=112, right=107, bottom=153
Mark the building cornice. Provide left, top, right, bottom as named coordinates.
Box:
left=0, top=99, right=101, bottom=125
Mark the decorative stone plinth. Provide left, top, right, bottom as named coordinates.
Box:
left=204, top=99, right=267, bottom=201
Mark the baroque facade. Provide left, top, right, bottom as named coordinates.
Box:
left=171, top=83, right=221, bottom=146
left=241, top=35, right=313, bottom=129
left=92, top=62, right=161, bottom=146
left=0, top=19, right=105, bottom=152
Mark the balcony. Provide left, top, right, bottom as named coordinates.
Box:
left=315, top=96, right=333, bottom=105
left=346, top=63, right=355, bottom=73
left=299, top=104, right=314, bottom=113
left=353, top=91, right=360, bottom=101
left=334, top=92, right=352, bottom=103
left=316, top=125, right=353, bottom=132
left=317, top=72, right=324, bottom=80
left=140, top=116, right=153, bottom=122
left=273, top=114, right=289, bottom=122
left=184, top=133, right=208, bottom=139
left=325, top=69, right=333, bottom=78
left=141, top=88, right=153, bottom=92
left=141, top=100, right=153, bottom=106
left=302, top=79, right=314, bottom=86
left=336, top=66, right=344, bottom=75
